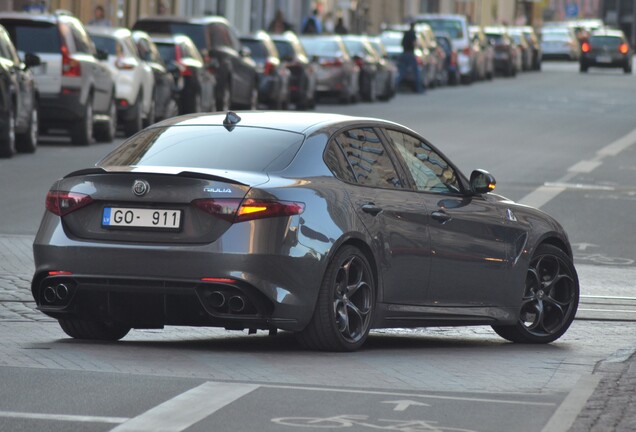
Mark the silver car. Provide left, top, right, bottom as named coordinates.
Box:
left=541, top=27, right=580, bottom=60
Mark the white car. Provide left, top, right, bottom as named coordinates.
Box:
left=88, top=26, right=155, bottom=137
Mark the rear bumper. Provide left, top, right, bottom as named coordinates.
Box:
left=38, top=90, right=84, bottom=124
left=581, top=54, right=629, bottom=68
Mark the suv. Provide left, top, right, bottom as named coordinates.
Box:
left=415, top=14, right=475, bottom=84
left=0, top=24, right=39, bottom=157
left=133, top=16, right=258, bottom=111
left=0, top=12, right=116, bottom=146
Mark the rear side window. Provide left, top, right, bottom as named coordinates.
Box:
left=589, top=36, right=622, bottom=47
left=91, top=35, right=117, bottom=55
left=2, top=21, right=60, bottom=54
left=98, top=125, right=305, bottom=173
left=155, top=43, right=175, bottom=62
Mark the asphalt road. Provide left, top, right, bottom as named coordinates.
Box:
left=1, top=60, right=636, bottom=432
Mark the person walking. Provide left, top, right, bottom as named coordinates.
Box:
left=334, top=17, right=348, bottom=35
left=301, top=9, right=322, bottom=35
left=395, top=22, right=424, bottom=93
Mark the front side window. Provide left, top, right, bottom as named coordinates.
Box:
left=335, top=128, right=402, bottom=189
left=385, top=129, right=461, bottom=194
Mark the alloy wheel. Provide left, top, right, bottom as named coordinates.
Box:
left=332, top=255, right=373, bottom=343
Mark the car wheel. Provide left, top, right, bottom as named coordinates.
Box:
left=143, top=94, right=156, bottom=127
left=123, top=95, right=143, bottom=137
left=94, top=97, right=117, bottom=143
left=249, top=84, right=258, bottom=110
left=296, top=245, right=375, bottom=351
left=71, top=97, right=93, bottom=146
left=16, top=102, right=38, bottom=153
left=0, top=108, right=16, bottom=158
left=364, top=77, right=377, bottom=102
left=492, top=244, right=579, bottom=344
left=59, top=318, right=130, bottom=341
left=579, top=63, right=588, bottom=73
left=624, top=63, right=632, bottom=74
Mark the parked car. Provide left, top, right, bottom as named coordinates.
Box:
left=469, top=26, right=494, bottom=80
left=133, top=16, right=258, bottom=111
left=508, top=31, right=533, bottom=71
left=132, top=30, right=179, bottom=122
left=88, top=27, right=155, bottom=137
left=0, top=23, right=39, bottom=158
left=341, top=35, right=383, bottom=101
left=435, top=32, right=460, bottom=85
left=580, top=29, right=633, bottom=74
left=270, top=31, right=317, bottom=110
left=240, top=31, right=290, bottom=109
left=415, top=14, right=475, bottom=84
left=32, top=111, right=580, bottom=352
left=484, top=26, right=518, bottom=77
left=417, top=23, right=447, bottom=87
left=379, top=30, right=428, bottom=91
left=509, top=26, right=542, bottom=70
left=299, top=35, right=359, bottom=104
left=151, top=34, right=216, bottom=114
left=0, top=11, right=116, bottom=146
left=541, top=27, right=580, bottom=60
left=367, top=36, right=397, bottom=100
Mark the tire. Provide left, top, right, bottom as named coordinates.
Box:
left=248, top=84, right=258, bottom=110
left=16, top=102, right=38, bottom=153
left=59, top=318, right=130, bottom=341
left=143, top=93, right=156, bottom=127
left=580, top=63, right=588, bottom=73
left=363, top=76, right=377, bottom=102
left=0, top=108, right=16, bottom=158
left=71, top=97, right=93, bottom=146
left=492, top=244, right=579, bottom=344
left=123, top=95, right=143, bottom=137
left=296, top=245, right=375, bottom=351
left=624, top=63, right=632, bottom=74
left=94, top=98, right=117, bottom=143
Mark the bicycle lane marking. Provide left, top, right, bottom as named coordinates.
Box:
left=519, top=126, right=636, bottom=209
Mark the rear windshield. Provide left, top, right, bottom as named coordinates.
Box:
left=241, top=39, right=268, bottom=59
left=273, top=40, right=294, bottom=59
left=301, top=38, right=341, bottom=56
left=91, top=35, right=117, bottom=55
left=155, top=42, right=176, bottom=62
left=485, top=33, right=505, bottom=42
left=589, top=36, right=622, bottom=47
left=418, top=19, right=464, bottom=39
left=98, top=125, right=305, bottom=172
left=1, top=20, right=60, bottom=54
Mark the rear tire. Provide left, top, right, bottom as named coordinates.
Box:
left=16, top=103, right=38, bottom=153
left=579, top=63, right=588, bottom=73
left=59, top=318, right=130, bottom=341
left=143, top=93, right=156, bottom=127
left=0, top=108, right=16, bottom=158
left=624, top=63, right=632, bottom=74
left=123, top=95, right=143, bottom=137
left=94, top=97, right=117, bottom=143
left=71, top=97, right=93, bottom=146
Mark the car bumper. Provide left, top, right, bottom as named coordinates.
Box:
left=581, top=53, right=629, bottom=68
left=38, top=90, right=84, bottom=124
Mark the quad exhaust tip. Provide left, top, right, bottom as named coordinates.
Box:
left=209, top=291, right=226, bottom=308
left=228, top=296, right=246, bottom=313
left=43, top=284, right=69, bottom=303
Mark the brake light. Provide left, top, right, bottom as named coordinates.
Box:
left=48, top=271, right=73, bottom=276
left=264, top=60, right=275, bottom=75
left=175, top=45, right=193, bottom=77
left=192, top=198, right=304, bottom=223
left=201, top=278, right=236, bottom=283
left=320, top=58, right=343, bottom=67
left=354, top=57, right=364, bottom=68
left=45, top=191, right=93, bottom=216
left=619, top=43, right=629, bottom=54
left=581, top=42, right=590, bottom=53
left=60, top=44, right=81, bottom=77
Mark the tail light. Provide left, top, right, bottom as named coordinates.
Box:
left=462, top=47, right=472, bottom=56
left=192, top=198, right=304, bottom=223
left=264, top=60, right=275, bottom=75
left=320, top=58, right=343, bottom=67
left=175, top=45, right=193, bottom=77
left=46, top=191, right=93, bottom=216
left=60, top=44, right=81, bottom=77
left=450, top=52, right=457, bottom=66
left=619, top=43, right=629, bottom=54
left=581, top=42, right=590, bottom=53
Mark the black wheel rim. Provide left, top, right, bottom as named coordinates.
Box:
left=520, top=254, right=577, bottom=337
left=332, top=255, right=373, bottom=343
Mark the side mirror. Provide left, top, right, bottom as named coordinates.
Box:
left=470, top=169, right=496, bottom=194
left=23, top=53, right=41, bottom=68
left=95, top=49, right=109, bottom=61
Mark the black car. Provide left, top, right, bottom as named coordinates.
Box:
left=240, top=31, right=289, bottom=109
left=435, top=32, right=461, bottom=85
left=484, top=27, right=518, bottom=77
left=132, top=30, right=179, bottom=122
left=0, top=23, right=39, bottom=158
left=152, top=34, right=216, bottom=114
left=580, top=29, right=633, bottom=74
left=133, top=16, right=258, bottom=111
left=270, top=31, right=317, bottom=110
left=32, top=111, right=579, bottom=352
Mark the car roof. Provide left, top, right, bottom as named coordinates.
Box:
left=591, top=29, right=624, bottom=38
left=150, top=33, right=192, bottom=44
left=269, top=31, right=300, bottom=42
left=414, top=14, right=467, bottom=21
left=86, top=26, right=132, bottom=38
left=0, top=11, right=58, bottom=23
left=135, top=15, right=229, bottom=26
left=153, top=111, right=405, bottom=135
left=484, top=26, right=508, bottom=34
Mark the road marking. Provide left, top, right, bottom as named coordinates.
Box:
left=0, top=410, right=128, bottom=424
left=381, top=400, right=431, bottom=411
left=520, top=127, right=636, bottom=208
left=544, top=182, right=615, bottom=191
left=263, top=384, right=556, bottom=406
left=541, top=374, right=601, bottom=432
left=110, top=381, right=259, bottom=432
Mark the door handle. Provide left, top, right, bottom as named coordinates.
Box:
left=361, top=203, right=382, bottom=216
left=431, top=210, right=451, bottom=223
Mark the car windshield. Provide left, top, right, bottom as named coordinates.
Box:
left=589, top=36, right=622, bottom=48
left=485, top=33, right=505, bottom=42
left=1, top=20, right=60, bottom=54
left=273, top=40, right=294, bottom=59
left=98, top=125, right=305, bottom=173
left=301, top=38, right=341, bottom=56
left=91, top=35, right=117, bottom=55
left=418, top=19, right=464, bottom=39
left=379, top=33, right=402, bottom=48
left=542, top=31, right=569, bottom=40
left=343, top=40, right=364, bottom=56
left=241, top=40, right=268, bottom=60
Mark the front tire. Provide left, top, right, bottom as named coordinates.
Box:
left=0, top=108, right=16, bottom=158
left=59, top=318, right=130, bottom=341
left=16, top=103, right=38, bottom=153
left=296, top=246, right=375, bottom=351
left=71, top=97, right=93, bottom=146
left=492, top=244, right=579, bottom=344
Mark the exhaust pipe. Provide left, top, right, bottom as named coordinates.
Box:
left=228, top=296, right=246, bottom=313
left=43, top=286, right=57, bottom=303
left=55, top=284, right=69, bottom=301
left=208, top=291, right=226, bottom=308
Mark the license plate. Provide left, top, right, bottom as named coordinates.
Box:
left=102, top=207, right=182, bottom=229
left=597, top=55, right=612, bottom=63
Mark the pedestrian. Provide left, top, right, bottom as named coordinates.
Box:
left=301, top=9, right=322, bottom=35
left=334, top=17, right=348, bottom=35
left=323, top=12, right=335, bottom=34
left=88, top=5, right=111, bottom=27
left=268, top=9, right=294, bottom=34
left=395, top=22, right=424, bottom=93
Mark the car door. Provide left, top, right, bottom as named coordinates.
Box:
left=0, top=28, right=26, bottom=127
left=382, top=128, right=513, bottom=307
left=326, top=127, right=432, bottom=305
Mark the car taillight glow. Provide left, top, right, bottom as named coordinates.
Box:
left=48, top=271, right=73, bottom=276
left=264, top=60, right=275, bottom=75
left=320, top=58, right=343, bottom=67
left=462, top=47, right=472, bottom=56
left=60, top=44, right=81, bottom=77
left=175, top=45, right=193, bottom=77
left=45, top=191, right=93, bottom=216
left=201, top=277, right=236, bottom=283
left=192, top=198, right=305, bottom=223
left=581, top=42, right=591, bottom=53
left=619, top=43, right=629, bottom=54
